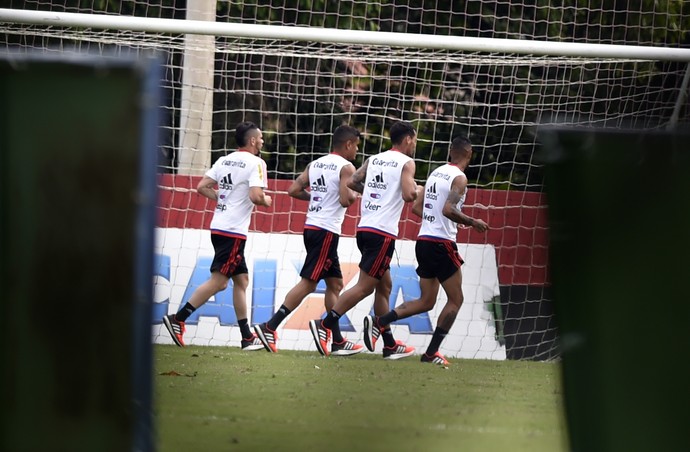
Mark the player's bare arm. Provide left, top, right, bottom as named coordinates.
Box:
left=287, top=165, right=311, bottom=201
left=196, top=175, right=219, bottom=201
left=249, top=186, right=272, bottom=207
left=347, top=157, right=370, bottom=193
left=401, top=160, right=418, bottom=203
left=338, top=164, right=358, bottom=207
left=442, top=175, right=489, bottom=232
left=411, top=184, right=425, bottom=217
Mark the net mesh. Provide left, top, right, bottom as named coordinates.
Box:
left=2, top=0, right=689, bottom=360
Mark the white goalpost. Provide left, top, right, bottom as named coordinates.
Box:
left=2, top=4, right=689, bottom=360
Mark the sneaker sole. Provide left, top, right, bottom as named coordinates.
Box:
left=363, top=315, right=375, bottom=352
left=421, top=359, right=449, bottom=366
left=383, top=350, right=415, bottom=360
left=253, top=324, right=277, bottom=353
left=242, top=344, right=265, bottom=351
left=308, top=320, right=328, bottom=356
left=331, top=347, right=364, bottom=357
left=162, top=316, right=184, bottom=347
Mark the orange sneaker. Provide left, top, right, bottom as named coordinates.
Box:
left=331, top=339, right=365, bottom=356
left=382, top=340, right=414, bottom=360
left=254, top=323, right=278, bottom=353
left=163, top=314, right=185, bottom=347
left=420, top=351, right=449, bottom=366
left=309, top=319, right=332, bottom=356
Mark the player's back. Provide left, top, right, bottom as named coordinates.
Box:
left=305, top=153, right=351, bottom=235
left=357, top=149, right=412, bottom=238
left=418, top=163, right=466, bottom=241
left=208, top=150, right=266, bottom=236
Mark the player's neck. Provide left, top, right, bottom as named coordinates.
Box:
left=449, top=160, right=468, bottom=170
left=390, top=147, right=412, bottom=156
left=238, top=148, right=257, bottom=155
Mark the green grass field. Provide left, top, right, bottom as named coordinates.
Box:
left=154, top=345, right=567, bottom=452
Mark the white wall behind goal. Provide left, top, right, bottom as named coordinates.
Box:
left=153, top=228, right=506, bottom=360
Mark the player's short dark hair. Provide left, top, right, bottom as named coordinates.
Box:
left=235, top=121, right=259, bottom=147
left=332, top=124, right=361, bottom=149
left=451, top=134, right=472, bottom=152
left=389, top=121, right=416, bottom=145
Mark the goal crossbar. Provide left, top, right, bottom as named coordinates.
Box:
left=2, top=8, right=690, bottom=62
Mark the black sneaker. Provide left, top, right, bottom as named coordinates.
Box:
left=163, top=314, right=185, bottom=347
left=363, top=315, right=383, bottom=352
left=420, top=351, right=449, bottom=366
left=308, top=319, right=331, bottom=356
left=253, top=323, right=278, bottom=353
left=241, top=333, right=264, bottom=351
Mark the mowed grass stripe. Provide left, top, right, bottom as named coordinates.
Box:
left=154, top=345, right=566, bottom=452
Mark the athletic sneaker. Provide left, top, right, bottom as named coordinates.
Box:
left=241, top=333, right=264, bottom=351
left=382, top=340, right=415, bottom=360
left=420, top=351, right=449, bottom=366
left=362, top=315, right=383, bottom=352
left=309, top=319, right=331, bottom=356
left=331, top=339, right=365, bottom=356
left=163, top=314, right=185, bottom=347
left=254, top=323, right=278, bottom=353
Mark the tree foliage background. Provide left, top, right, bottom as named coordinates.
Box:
left=6, top=0, right=690, bottom=189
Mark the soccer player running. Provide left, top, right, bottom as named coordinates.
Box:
left=309, top=120, right=420, bottom=359
left=253, top=125, right=364, bottom=356
left=163, top=121, right=272, bottom=350
left=363, top=135, right=489, bottom=365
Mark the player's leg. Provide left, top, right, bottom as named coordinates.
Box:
left=364, top=239, right=439, bottom=349
left=190, top=271, right=230, bottom=309
left=421, top=252, right=464, bottom=365
left=230, top=273, right=261, bottom=351
left=254, top=277, right=319, bottom=352
left=274, top=278, right=318, bottom=326
left=318, top=269, right=377, bottom=342
left=163, top=234, right=236, bottom=346
left=311, top=268, right=376, bottom=356
left=324, top=276, right=363, bottom=356
left=311, top=231, right=388, bottom=356
left=331, top=230, right=393, bottom=318
left=323, top=276, right=344, bottom=312
left=258, top=228, right=332, bottom=352
left=364, top=276, right=439, bottom=357
left=372, top=271, right=398, bottom=349
left=163, top=271, right=229, bottom=347
left=379, top=276, right=440, bottom=326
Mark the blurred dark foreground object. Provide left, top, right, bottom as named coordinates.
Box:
left=539, top=126, right=690, bottom=452
left=0, top=52, right=160, bottom=452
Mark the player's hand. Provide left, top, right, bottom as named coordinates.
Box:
left=472, top=218, right=489, bottom=232
left=263, top=194, right=273, bottom=207
left=415, top=184, right=424, bottom=199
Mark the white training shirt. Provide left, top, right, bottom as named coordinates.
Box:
left=304, top=153, right=353, bottom=235
left=418, top=163, right=467, bottom=242
left=357, top=149, right=413, bottom=238
left=205, top=150, right=267, bottom=238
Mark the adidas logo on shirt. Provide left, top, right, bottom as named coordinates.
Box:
left=311, top=174, right=328, bottom=192
left=367, top=172, right=387, bottom=190
left=219, top=174, right=233, bottom=190
left=425, top=182, right=438, bottom=200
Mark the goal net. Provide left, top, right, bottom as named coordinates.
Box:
left=2, top=1, right=688, bottom=360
